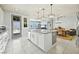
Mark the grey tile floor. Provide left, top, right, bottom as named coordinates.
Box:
left=4, top=37, right=79, bottom=54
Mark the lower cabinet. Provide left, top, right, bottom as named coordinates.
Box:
left=30, top=31, right=55, bottom=52
left=0, top=32, right=9, bottom=53
left=38, top=34, right=44, bottom=50
left=30, top=32, right=38, bottom=45
left=38, top=33, right=53, bottom=51
left=44, top=33, right=52, bottom=51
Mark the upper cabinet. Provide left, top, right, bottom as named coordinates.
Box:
left=0, top=7, right=4, bottom=25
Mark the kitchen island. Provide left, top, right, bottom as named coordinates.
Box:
left=28, top=29, right=57, bottom=52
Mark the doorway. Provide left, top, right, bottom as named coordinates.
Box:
left=11, top=15, right=22, bottom=39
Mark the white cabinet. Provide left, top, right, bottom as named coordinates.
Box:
left=30, top=32, right=38, bottom=45
left=34, top=33, right=38, bottom=45
left=44, top=33, right=52, bottom=51
left=38, top=34, right=44, bottom=50
left=38, top=33, right=53, bottom=51
left=29, top=31, right=56, bottom=52
left=0, top=32, right=9, bottom=53
left=0, top=7, right=4, bottom=25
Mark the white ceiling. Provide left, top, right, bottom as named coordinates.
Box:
left=0, top=4, right=79, bottom=18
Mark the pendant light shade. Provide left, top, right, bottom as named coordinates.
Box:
left=49, top=4, right=55, bottom=18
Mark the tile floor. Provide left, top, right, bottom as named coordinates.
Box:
left=48, top=36, right=79, bottom=54
left=4, top=37, right=44, bottom=54
left=4, top=36, right=79, bottom=54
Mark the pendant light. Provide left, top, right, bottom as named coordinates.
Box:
left=50, top=4, right=53, bottom=15
left=35, top=8, right=41, bottom=19
left=36, top=11, right=40, bottom=19
left=41, top=8, right=46, bottom=19
left=49, top=4, right=55, bottom=18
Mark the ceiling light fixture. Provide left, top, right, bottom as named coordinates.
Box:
left=36, top=11, right=40, bottom=19
left=48, top=4, right=55, bottom=18
left=42, top=8, right=45, bottom=18
left=35, top=4, right=55, bottom=19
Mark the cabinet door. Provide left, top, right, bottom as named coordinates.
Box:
left=33, top=32, right=38, bottom=45
left=38, top=34, right=44, bottom=50
left=32, top=33, right=36, bottom=44
left=44, top=33, right=52, bottom=51
left=34, top=33, right=38, bottom=45
left=30, top=32, right=37, bottom=45
left=30, top=32, right=34, bottom=42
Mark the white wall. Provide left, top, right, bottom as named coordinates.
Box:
left=0, top=7, right=4, bottom=25
left=53, top=14, right=78, bottom=29
left=4, top=11, right=12, bottom=40
left=4, top=11, right=29, bottom=40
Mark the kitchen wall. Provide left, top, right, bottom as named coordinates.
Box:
left=53, top=13, right=78, bottom=29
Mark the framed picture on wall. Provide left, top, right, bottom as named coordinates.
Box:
left=24, top=18, right=27, bottom=27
